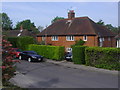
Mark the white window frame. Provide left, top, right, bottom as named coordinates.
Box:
left=108, top=37, right=111, bottom=41
left=102, top=37, right=104, bottom=41
left=66, top=48, right=72, bottom=52
left=51, top=36, right=58, bottom=41
left=83, top=35, right=87, bottom=41
left=66, top=36, right=74, bottom=41
left=42, top=36, right=45, bottom=41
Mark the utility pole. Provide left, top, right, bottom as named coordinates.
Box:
left=45, top=25, right=47, bottom=45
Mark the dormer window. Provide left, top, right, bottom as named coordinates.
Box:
left=17, top=33, right=21, bottom=37
left=83, top=35, right=87, bottom=41
left=52, top=36, right=58, bottom=41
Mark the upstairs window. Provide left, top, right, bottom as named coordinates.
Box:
left=108, top=37, right=111, bottom=41
left=51, top=36, right=58, bottom=41
left=102, top=37, right=105, bottom=41
left=66, top=36, right=74, bottom=41
left=42, top=36, right=45, bottom=41
left=83, top=35, right=87, bottom=41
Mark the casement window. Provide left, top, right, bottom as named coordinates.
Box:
left=42, top=36, right=45, bottom=41
left=99, top=37, right=104, bottom=42
left=83, top=35, right=87, bottom=41
left=66, top=48, right=72, bottom=52
left=102, top=37, right=104, bottom=41
left=66, top=36, right=74, bottom=41
left=51, top=36, right=58, bottom=41
left=108, top=37, right=111, bottom=41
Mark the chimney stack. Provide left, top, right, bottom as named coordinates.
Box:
left=20, top=25, right=23, bottom=32
left=68, top=10, right=75, bottom=19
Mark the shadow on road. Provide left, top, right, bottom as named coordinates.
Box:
left=28, top=78, right=59, bottom=88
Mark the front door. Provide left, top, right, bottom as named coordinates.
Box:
left=99, top=38, right=103, bottom=47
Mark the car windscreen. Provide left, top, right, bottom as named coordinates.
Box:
left=27, top=52, right=37, bottom=55
left=16, top=49, right=22, bottom=52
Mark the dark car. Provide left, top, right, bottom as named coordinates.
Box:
left=65, top=52, right=72, bottom=61
left=19, top=51, right=43, bottom=62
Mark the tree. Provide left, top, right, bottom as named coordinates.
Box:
left=15, top=19, right=39, bottom=34
left=51, top=16, right=64, bottom=24
left=38, top=25, right=44, bottom=32
left=96, top=19, right=105, bottom=26
left=96, top=19, right=119, bottom=34
left=105, top=24, right=119, bottom=34
left=1, top=13, right=13, bottom=30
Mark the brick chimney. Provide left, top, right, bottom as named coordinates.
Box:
left=20, top=25, right=23, bottom=32
left=68, top=10, right=75, bottom=19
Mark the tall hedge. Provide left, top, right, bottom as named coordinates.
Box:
left=7, top=37, right=18, bottom=48
left=85, top=47, right=120, bottom=70
left=7, top=36, right=35, bottom=50
left=72, top=46, right=87, bottom=64
left=27, top=44, right=65, bottom=60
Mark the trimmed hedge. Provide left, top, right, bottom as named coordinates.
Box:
left=7, top=36, right=35, bottom=50
left=8, top=37, right=18, bottom=48
left=85, top=47, right=120, bottom=70
left=27, top=44, right=65, bottom=60
left=72, top=46, right=87, bottom=64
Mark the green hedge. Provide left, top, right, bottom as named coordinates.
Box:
left=7, top=36, right=35, bottom=50
left=85, top=47, right=120, bottom=70
left=8, top=37, right=18, bottom=48
left=27, top=44, right=65, bottom=60
left=72, top=46, right=87, bottom=64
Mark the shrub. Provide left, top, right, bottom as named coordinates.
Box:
left=27, top=44, right=65, bottom=60
left=74, top=39, right=85, bottom=46
left=72, top=46, right=87, bottom=64
left=85, top=47, right=120, bottom=70
left=8, top=36, right=35, bottom=50
left=7, top=37, right=18, bottom=48
left=17, top=36, right=35, bottom=50
left=2, top=36, right=20, bottom=86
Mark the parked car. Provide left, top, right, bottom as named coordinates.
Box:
left=65, top=52, right=72, bottom=61
left=19, top=51, right=43, bottom=62
left=11, top=48, right=22, bottom=58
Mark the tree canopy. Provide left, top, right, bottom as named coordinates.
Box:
left=96, top=19, right=105, bottom=26
left=51, top=16, right=64, bottom=24
left=15, top=19, right=39, bottom=33
left=1, top=13, right=13, bottom=30
left=96, top=19, right=119, bottom=34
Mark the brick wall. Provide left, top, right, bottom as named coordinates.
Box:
left=102, top=37, right=116, bottom=47
left=37, top=35, right=98, bottom=48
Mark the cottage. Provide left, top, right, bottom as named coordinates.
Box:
left=37, top=10, right=116, bottom=50
left=115, top=33, right=120, bottom=48
left=3, top=29, right=36, bottom=38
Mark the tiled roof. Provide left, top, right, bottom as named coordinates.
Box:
left=37, top=17, right=115, bottom=37
left=3, top=30, right=36, bottom=37
left=115, top=33, right=120, bottom=39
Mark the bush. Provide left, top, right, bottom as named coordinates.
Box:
left=27, top=44, right=65, bottom=60
left=7, top=36, right=35, bottom=50
left=72, top=46, right=87, bottom=64
left=74, top=39, right=85, bottom=46
left=85, top=47, right=120, bottom=70
left=7, top=37, right=18, bottom=48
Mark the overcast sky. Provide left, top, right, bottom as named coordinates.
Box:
left=2, top=2, right=118, bottom=28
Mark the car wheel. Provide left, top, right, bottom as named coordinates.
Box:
left=28, top=57, right=32, bottom=62
left=19, top=56, right=22, bottom=60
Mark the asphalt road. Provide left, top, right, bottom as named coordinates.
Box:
left=10, top=60, right=118, bottom=88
